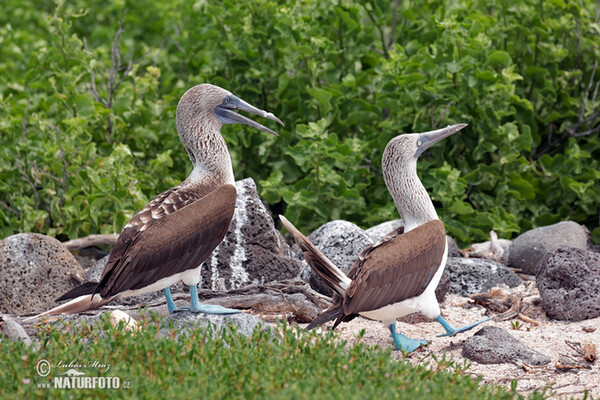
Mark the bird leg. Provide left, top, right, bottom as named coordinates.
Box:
left=388, top=323, right=428, bottom=354
left=435, top=315, right=491, bottom=337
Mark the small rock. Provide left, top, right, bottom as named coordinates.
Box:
left=365, top=219, right=403, bottom=242
left=535, top=246, right=600, bottom=321
left=462, top=326, right=550, bottom=365
left=445, top=257, right=522, bottom=296
left=2, top=319, right=32, bottom=346
left=299, top=220, right=374, bottom=296
left=0, top=233, right=84, bottom=314
left=110, top=310, right=139, bottom=331
left=506, top=221, right=588, bottom=274
left=203, top=178, right=302, bottom=290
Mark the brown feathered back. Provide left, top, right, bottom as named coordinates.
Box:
left=306, top=219, right=446, bottom=330
left=96, top=184, right=236, bottom=297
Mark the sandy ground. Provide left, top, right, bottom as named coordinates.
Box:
left=281, top=284, right=600, bottom=399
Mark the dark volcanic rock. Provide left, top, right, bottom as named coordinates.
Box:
left=299, top=220, right=374, bottom=296
left=0, top=233, right=84, bottom=314
left=203, top=178, right=302, bottom=290
left=462, top=326, right=550, bottom=365
left=445, top=257, right=522, bottom=296
left=506, top=221, right=588, bottom=274
left=535, top=246, right=600, bottom=321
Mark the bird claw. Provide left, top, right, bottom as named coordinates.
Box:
left=190, top=304, right=242, bottom=315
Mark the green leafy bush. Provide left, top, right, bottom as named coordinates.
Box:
left=1, top=0, right=598, bottom=245
left=0, top=314, right=547, bottom=399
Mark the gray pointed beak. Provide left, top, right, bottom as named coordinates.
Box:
left=415, top=123, right=467, bottom=158
left=214, top=95, right=283, bottom=136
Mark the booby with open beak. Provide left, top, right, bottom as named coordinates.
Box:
left=29, top=83, right=282, bottom=319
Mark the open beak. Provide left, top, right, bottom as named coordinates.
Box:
left=214, top=95, right=283, bottom=136
left=415, top=123, right=467, bottom=158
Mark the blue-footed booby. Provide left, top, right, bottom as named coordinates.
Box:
left=280, top=123, right=490, bottom=353
left=30, top=84, right=282, bottom=319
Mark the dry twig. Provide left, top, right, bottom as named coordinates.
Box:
left=62, top=233, right=119, bottom=251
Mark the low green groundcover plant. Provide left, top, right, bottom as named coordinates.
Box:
left=0, top=313, right=549, bottom=399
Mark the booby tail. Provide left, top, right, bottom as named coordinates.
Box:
left=279, top=216, right=351, bottom=297
left=23, top=282, right=112, bottom=321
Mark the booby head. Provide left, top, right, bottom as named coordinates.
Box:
left=176, top=83, right=283, bottom=139
left=382, top=123, right=468, bottom=231
left=383, top=123, right=468, bottom=165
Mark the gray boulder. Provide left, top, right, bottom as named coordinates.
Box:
left=445, top=257, right=522, bottom=296
left=536, top=246, right=600, bottom=321
left=462, top=326, right=550, bottom=365
left=365, top=219, right=403, bottom=242
left=299, top=220, right=374, bottom=296
left=506, top=221, right=588, bottom=274
left=0, top=233, right=84, bottom=314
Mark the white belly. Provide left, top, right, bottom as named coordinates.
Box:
left=359, top=240, right=448, bottom=325
left=119, top=264, right=202, bottom=298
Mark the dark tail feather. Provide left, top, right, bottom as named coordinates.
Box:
left=306, top=304, right=345, bottom=330
left=56, top=281, right=99, bottom=302
left=279, top=215, right=350, bottom=297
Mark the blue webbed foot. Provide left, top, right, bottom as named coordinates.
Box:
left=436, top=315, right=492, bottom=337
left=188, top=285, right=241, bottom=315
left=388, top=323, right=428, bottom=354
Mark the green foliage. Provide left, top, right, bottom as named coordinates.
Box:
left=0, top=314, right=546, bottom=399
left=0, top=0, right=599, bottom=245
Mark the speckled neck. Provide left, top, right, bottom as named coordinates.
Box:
left=177, top=103, right=234, bottom=187
left=383, top=159, right=438, bottom=232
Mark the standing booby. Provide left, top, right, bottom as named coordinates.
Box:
left=280, top=123, right=490, bottom=353
left=30, top=84, right=282, bottom=319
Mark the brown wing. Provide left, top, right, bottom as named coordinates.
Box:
left=96, top=184, right=236, bottom=297
left=342, top=219, right=446, bottom=316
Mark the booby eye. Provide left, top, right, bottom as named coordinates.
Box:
left=417, top=140, right=422, bottom=146
left=224, top=97, right=230, bottom=104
